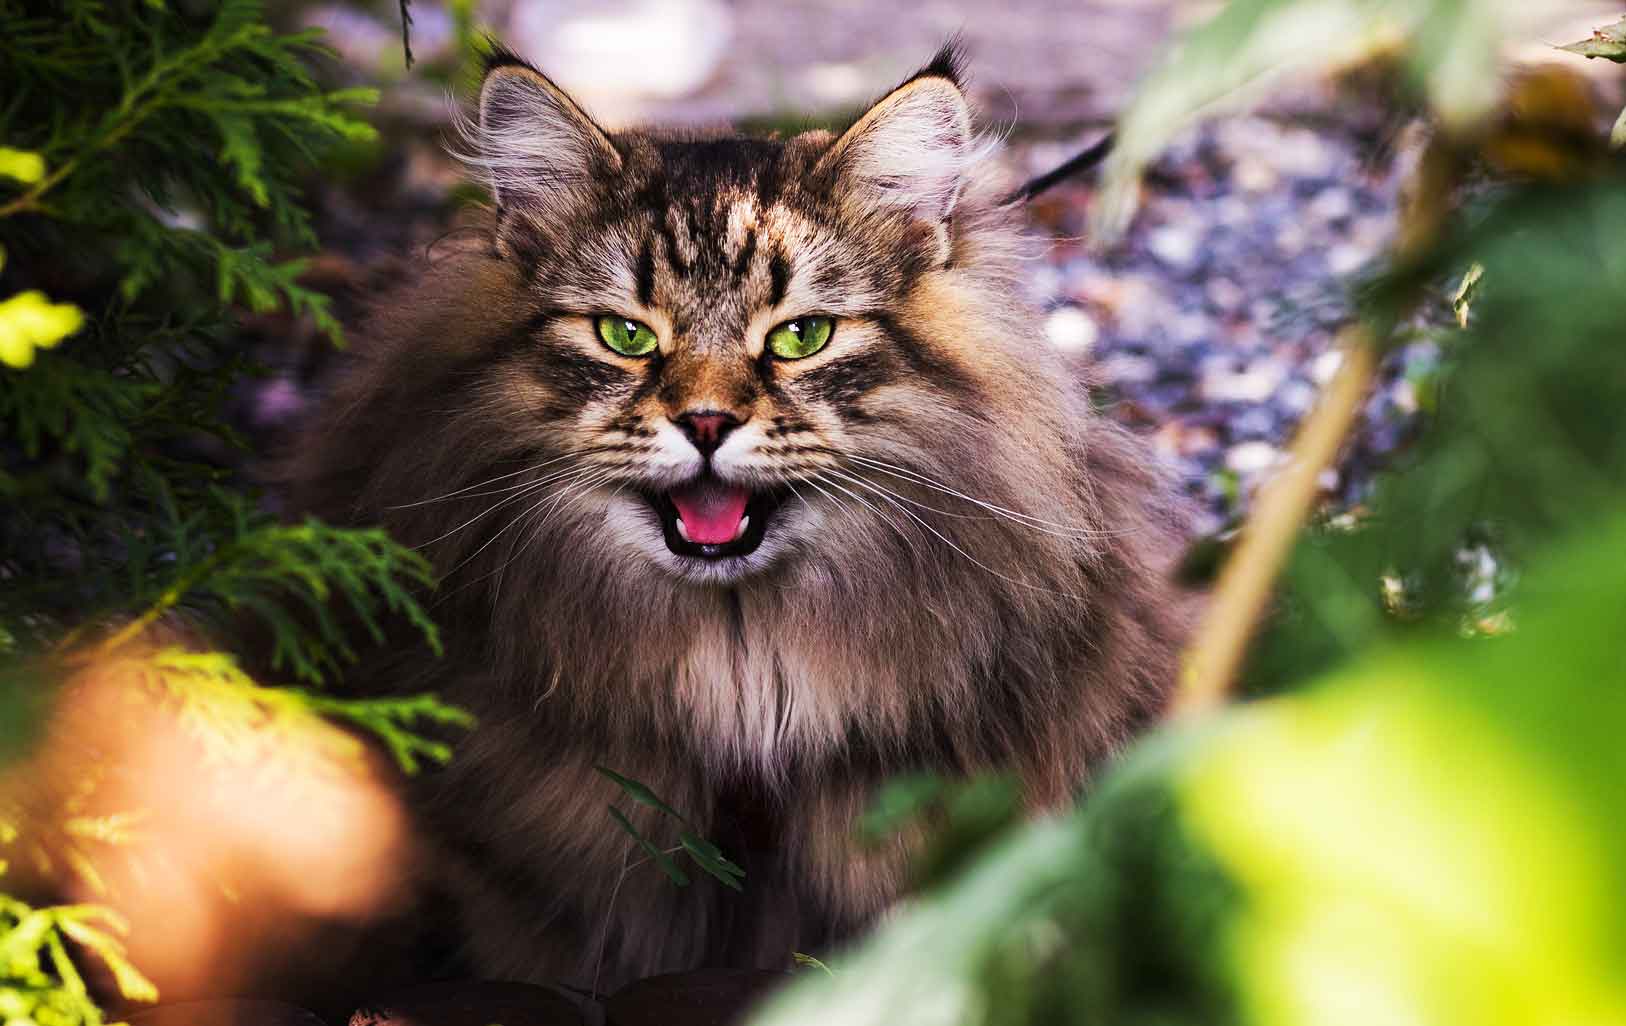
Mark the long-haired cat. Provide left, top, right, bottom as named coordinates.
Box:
left=285, top=43, right=1201, bottom=992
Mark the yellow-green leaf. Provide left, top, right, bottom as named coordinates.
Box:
left=0, top=290, right=85, bottom=368
left=1558, top=16, right=1626, bottom=62
left=0, top=148, right=45, bottom=185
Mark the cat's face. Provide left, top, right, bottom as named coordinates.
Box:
left=459, top=50, right=1021, bottom=585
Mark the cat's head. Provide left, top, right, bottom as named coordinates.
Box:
left=382, top=44, right=1090, bottom=591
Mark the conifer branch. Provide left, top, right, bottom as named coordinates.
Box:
left=0, top=8, right=452, bottom=1019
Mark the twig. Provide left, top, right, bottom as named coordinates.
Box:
left=591, top=842, right=682, bottom=997
left=398, top=0, right=415, bottom=69
left=1005, top=131, right=1115, bottom=204
left=1172, top=325, right=1379, bottom=715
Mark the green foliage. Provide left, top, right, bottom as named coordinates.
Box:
left=98, top=488, right=443, bottom=685
left=1246, top=176, right=1626, bottom=690
left=596, top=766, right=746, bottom=891
left=0, top=0, right=376, bottom=311
left=1558, top=17, right=1626, bottom=150
left=0, top=896, right=157, bottom=1026
left=0, top=2, right=464, bottom=1019
left=300, top=690, right=475, bottom=776
left=1092, top=0, right=1516, bottom=239
left=858, top=773, right=1022, bottom=891
left=126, top=647, right=469, bottom=777
left=1559, top=16, right=1626, bottom=63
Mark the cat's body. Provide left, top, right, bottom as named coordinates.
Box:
left=285, top=46, right=1199, bottom=991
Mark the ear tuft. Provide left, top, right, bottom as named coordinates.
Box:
left=914, top=37, right=968, bottom=90
left=479, top=39, right=537, bottom=78
left=812, top=53, right=975, bottom=223
left=450, top=51, right=622, bottom=211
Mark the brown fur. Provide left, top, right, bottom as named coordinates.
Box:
left=281, top=45, right=1201, bottom=991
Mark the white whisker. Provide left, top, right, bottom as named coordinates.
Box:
left=829, top=469, right=1086, bottom=599
left=820, top=467, right=993, bottom=522
left=388, top=447, right=612, bottom=509
left=411, top=463, right=592, bottom=550
left=441, top=466, right=603, bottom=580
left=841, top=453, right=1116, bottom=539
left=809, top=472, right=927, bottom=565
left=488, top=468, right=617, bottom=612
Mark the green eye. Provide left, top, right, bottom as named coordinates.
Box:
left=595, top=315, right=658, bottom=356
left=766, top=316, right=834, bottom=360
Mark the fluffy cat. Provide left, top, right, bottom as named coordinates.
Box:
left=284, top=43, right=1201, bottom=992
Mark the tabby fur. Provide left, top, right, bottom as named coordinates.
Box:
left=284, top=44, right=1201, bottom=991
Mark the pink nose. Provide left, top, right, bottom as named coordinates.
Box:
left=675, top=410, right=741, bottom=455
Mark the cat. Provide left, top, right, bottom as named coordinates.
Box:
left=283, top=43, right=1202, bottom=993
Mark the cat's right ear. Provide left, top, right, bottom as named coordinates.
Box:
left=809, top=45, right=973, bottom=225
left=459, top=51, right=622, bottom=214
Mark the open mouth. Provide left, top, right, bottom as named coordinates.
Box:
left=648, top=477, right=783, bottom=560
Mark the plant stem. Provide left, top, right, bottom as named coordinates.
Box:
left=1172, top=325, right=1378, bottom=715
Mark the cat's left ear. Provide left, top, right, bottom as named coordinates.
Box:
left=811, top=46, right=973, bottom=223
left=463, top=50, right=622, bottom=212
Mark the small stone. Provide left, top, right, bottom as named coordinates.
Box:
left=1205, top=277, right=1246, bottom=313
left=1200, top=359, right=1287, bottom=403
left=1326, top=242, right=1371, bottom=275
left=1095, top=275, right=1166, bottom=340
left=1230, top=405, right=1279, bottom=439
left=1226, top=441, right=1283, bottom=475
left=1213, top=195, right=1251, bottom=226
left=1309, top=350, right=1345, bottom=385
left=1274, top=222, right=1308, bottom=258
left=1277, top=379, right=1319, bottom=416
left=1043, top=306, right=1099, bottom=353
left=1154, top=422, right=1220, bottom=459
left=1099, top=353, right=1159, bottom=385
left=1146, top=224, right=1202, bottom=270
left=1308, top=187, right=1354, bottom=223
left=1392, top=378, right=1420, bottom=415
left=1170, top=311, right=1211, bottom=346
left=1232, top=157, right=1278, bottom=193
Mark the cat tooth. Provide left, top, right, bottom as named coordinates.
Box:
left=675, top=517, right=691, bottom=542
left=732, top=515, right=749, bottom=542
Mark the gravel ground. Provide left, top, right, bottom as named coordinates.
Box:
left=1012, top=113, right=1432, bottom=533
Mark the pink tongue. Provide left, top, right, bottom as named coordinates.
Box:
left=669, top=480, right=750, bottom=544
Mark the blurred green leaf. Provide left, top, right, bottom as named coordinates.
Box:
left=1093, top=0, right=1531, bottom=240
left=0, top=660, right=49, bottom=769
left=1558, top=16, right=1626, bottom=62
left=1247, top=175, right=1626, bottom=693
left=1449, top=261, right=1482, bottom=328
left=858, top=773, right=1023, bottom=891
left=856, top=773, right=947, bottom=844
